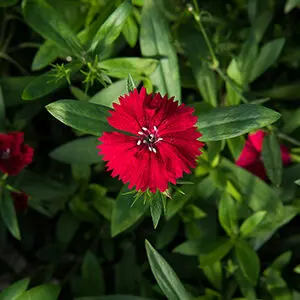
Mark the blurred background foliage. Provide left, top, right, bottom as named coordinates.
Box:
left=1, top=0, right=300, bottom=299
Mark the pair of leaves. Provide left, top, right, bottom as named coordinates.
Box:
left=0, top=278, right=60, bottom=300
left=47, top=99, right=280, bottom=142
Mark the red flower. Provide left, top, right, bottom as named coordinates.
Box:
left=236, top=130, right=291, bottom=180
left=98, top=88, right=204, bottom=193
left=0, top=132, right=34, bottom=175
left=10, top=191, right=29, bottom=213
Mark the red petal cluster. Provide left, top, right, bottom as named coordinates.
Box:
left=98, top=88, right=204, bottom=193
left=10, top=191, right=29, bottom=213
left=0, top=132, right=34, bottom=175
left=236, top=130, right=291, bottom=180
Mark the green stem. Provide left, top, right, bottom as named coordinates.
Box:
left=0, top=173, right=8, bottom=184
left=215, top=67, right=248, bottom=103
left=190, top=0, right=219, bottom=69
left=5, top=184, right=20, bottom=193
left=278, top=132, right=300, bottom=146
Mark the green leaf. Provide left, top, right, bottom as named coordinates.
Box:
left=0, top=84, right=6, bottom=131
left=15, top=284, right=60, bottom=300
left=98, top=57, right=158, bottom=79
left=295, top=179, right=300, bottom=186
left=0, top=278, right=30, bottom=300
left=174, top=237, right=233, bottom=266
left=282, top=108, right=300, bottom=133
left=122, top=14, right=139, bottom=48
left=31, top=40, right=64, bottom=71
left=0, top=0, right=18, bottom=7
left=145, top=240, right=190, bottom=300
left=46, top=100, right=112, bottom=136
left=262, top=132, right=282, bottom=186
left=227, top=136, right=245, bottom=160
left=22, top=0, right=83, bottom=57
left=0, top=76, right=34, bottom=106
left=218, top=193, right=238, bottom=237
left=56, top=212, right=80, bottom=244
left=70, top=86, right=90, bottom=101
left=0, top=190, right=21, bottom=240
left=239, top=211, right=267, bottom=238
left=89, top=0, right=132, bottom=57
left=89, top=79, right=127, bottom=107
left=264, top=268, right=292, bottom=300
left=126, top=74, right=137, bottom=93
left=221, top=158, right=281, bottom=213
left=199, top=238, right=233, bottom=266
left=111, top=186, right=148, bottom=237
left=235, top=268, right=257, bottom=300
left=91, top=187, right=115, bottom=221
left=150, top=193, right=163, bottom=229
left=165, top=185, right=195, bottom=220
left=271, top=251, right=292, bottom=271
left=250, top=38, right=286, bottom=82
left=140, top=0, right=181, bottom=100
left=202, top=261, right=223, bottom=291
left=69, top=195, right=100, bottom=223
left=22, top=63, right=81, bottom=100
left=50, top=137, right=102, bottom=164
left=81, top=251, right=105, bottom=296
left=235, top=240, right=260, bottom=285
left=197, top=104, right=281, bottom=142
left=285, top=0, right=300, bottom=13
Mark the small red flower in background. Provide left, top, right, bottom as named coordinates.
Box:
left=0, top=132, right=34, bottom=176
left=10, top=191, right=29, bottom=213
left=98, top=88, right=204, bottom=193
left=236, top=130, right=291, bottom=180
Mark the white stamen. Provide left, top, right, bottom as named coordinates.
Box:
left=149, top=146, right=152, bottom=152
left=156, top=138, right=163, bottom=142
left=152, top=148, right=157, bottom=154
left=137, top=140, right=141, bottom=146
left=150, top=134, right=154, bottom=138
left=143, top=140, right=147, bottom=143
left=138, top=131, right=144, bottom=135
left=142, top=127, right=148, bottom=131
left=154, top=126, right=158, bottom=131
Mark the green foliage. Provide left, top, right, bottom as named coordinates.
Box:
left=1, top=0, right=300, bottom=299
left=145, top=240, right=190, bottom=300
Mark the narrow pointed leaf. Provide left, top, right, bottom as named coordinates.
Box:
left=111, top=186, right=148, bottom=237
left=0, top=190, right=21, bottom=240
left=0, top=278, right=30, bottom=300
left=22, top=0, right=83, bottom=57
left=140, top=0, right=181, bottom=100
left=262, top=132, right=282, bottom=186
left=89, top=0, right=132, bottom=57
left=145, top=240, right=190, bottom=300
left=197, top=104, right=280, bottom=141
left=46, top=100, right=112, bottom=136
left=15, top=284, right=60, bottom=300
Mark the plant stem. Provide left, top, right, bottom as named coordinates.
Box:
left=278, top=132, right=300, bottom=146
left=190, top=0, right=219, bottom=69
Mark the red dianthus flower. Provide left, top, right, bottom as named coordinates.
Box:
left=236, top=130, right=291, bottom=180
left=98, top=88, right=204, bottom=193
left=10, top=191, right=29, bottom=213
left=0, top=132, right=34, bottom=176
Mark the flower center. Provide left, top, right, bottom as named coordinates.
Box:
left=0, top=148, right=11, bottom=160
left=136, top=126, right=163, bottom=154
